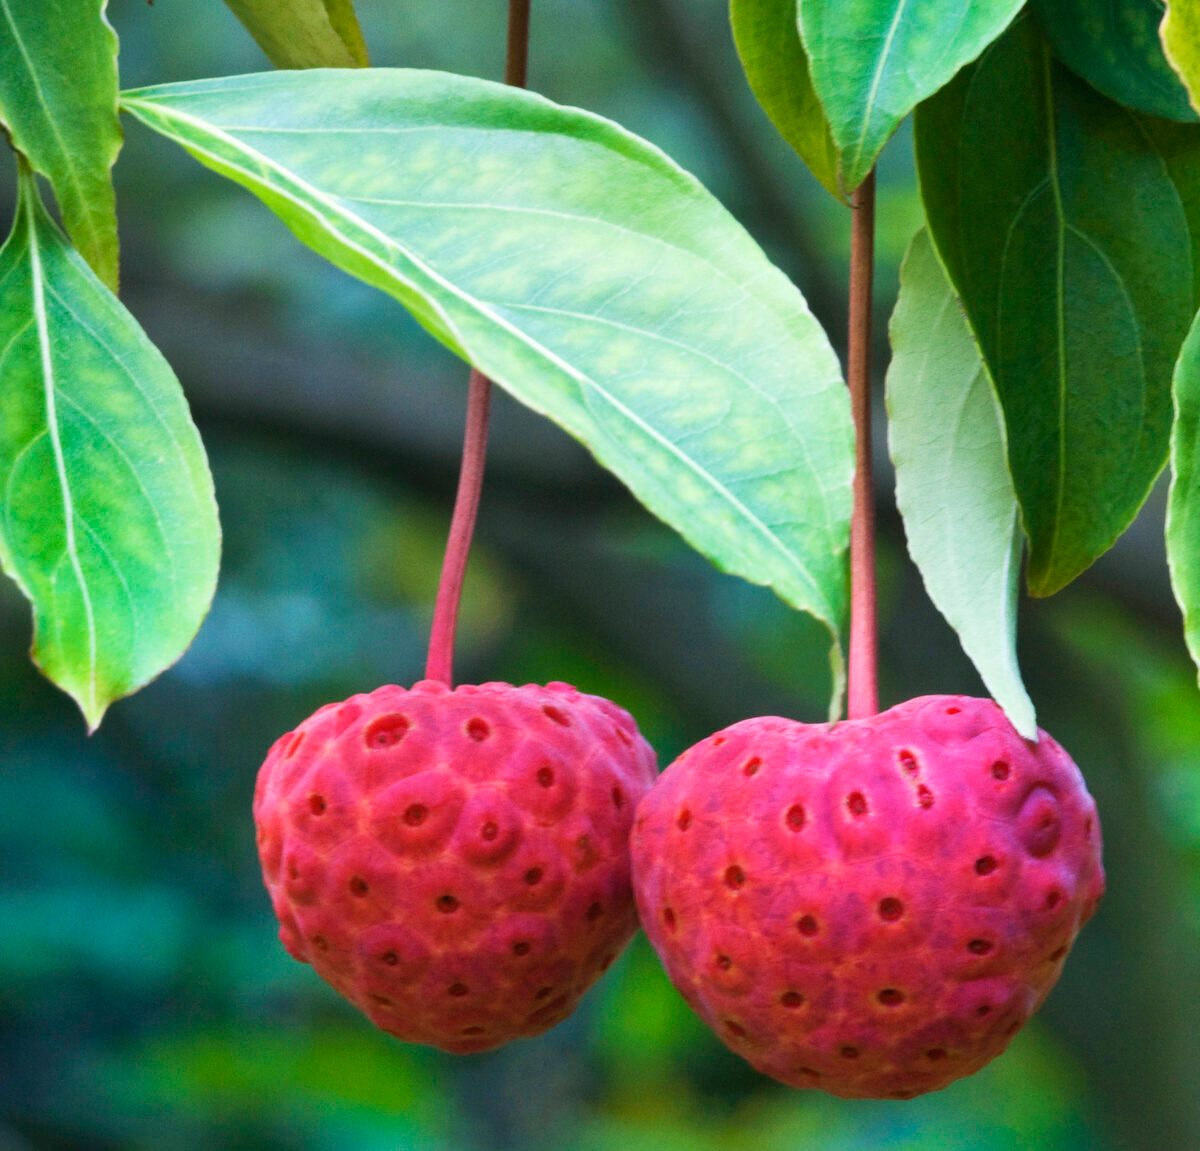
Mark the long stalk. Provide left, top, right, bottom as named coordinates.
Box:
left=846, top=170, right=878, bottom=720
left=425, top=1, right=532, bottom=686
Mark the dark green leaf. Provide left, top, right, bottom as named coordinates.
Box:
left=0, top=0, right=122, bottom=289
left=223, top=0, right=369, bottom=69
left=1033, top=0, right=1195, bottom=123
left=0, top=167, right=220, bottom=729
left=730, top=0, right=841, bottom=199
left=1163, top=0, right=1200, bottom=116
left=916, top=16, right=1195, bottom=595
left=122, top=70, right=854, bottom=713
left=1167, top=309, right=1200, bottom=687
left=797, top=0, right=1024, bottom=192
left=886, top=229, right=1034, bottom=737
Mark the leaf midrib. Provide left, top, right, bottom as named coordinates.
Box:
left=23, top=182, right=99, bottom=717
left=502, top=302, right=838, bottom=515
left=848, top=0, right=911, bottom=179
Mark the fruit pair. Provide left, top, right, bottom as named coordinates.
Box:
left=254, top=681, right=1102, bottom=1097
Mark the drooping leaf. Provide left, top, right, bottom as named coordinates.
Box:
left=0, top=0, right=122, bottom=290
left=797, top=0, right=1024, bottom=192
left=730, top=0, right=841, bottom=199
left=1167, top=310, right=1200, bottom=687
left=122, top=70, right=855, bottom=713
left=223, top=0, right=368, bottom=69
left=1163, top=0, right=1200, bottom=116
left=0, top=166, right=220, bottom=729
left=916, top=16, right=1196, bottom=596
left=886, top=229, right=1035, bottom=738
left=1032, top=0, right=1196, bottom=123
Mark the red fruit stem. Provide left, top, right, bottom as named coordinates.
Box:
left=847, top=170, right=878, bottom=720
left=424, top=0, right=532, bottom=687
left=425, top=368, right=493, bottom=685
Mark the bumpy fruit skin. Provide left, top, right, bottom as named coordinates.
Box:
left=631, top=695, right=1104, bottom=1099
left=255, top=679, right=657, bottom=1053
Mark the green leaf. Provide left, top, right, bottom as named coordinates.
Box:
left=122, top=69, right=854, bottom=714
left=797, top=0, right=1024, bottom=192
left=730, top=0, right=841, bottom=199
left=223, top=0, right=369, bottom=69
left=886, top=229, right=1035, bottom=738
left=0, top=0, right=122, bottom=290
left=1163, top=0, right=1200, bottom=116
left=916, top=16, right=1196, bottom=596
left=1167, top=309, right=1200, bottom=688
left=1033, top=0, right=1195, bottom=123
left=0, top=167, right=220, bottom=729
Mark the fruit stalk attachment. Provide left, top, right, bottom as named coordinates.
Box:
left=847, top=170, right=878, bottom=720
left=425, top=0, right=533, bottom=687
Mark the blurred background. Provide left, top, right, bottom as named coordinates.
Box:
left=0, top=1, right=1196, bottom=1147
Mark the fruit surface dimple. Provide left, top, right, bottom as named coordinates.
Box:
left=631, top=695, right=1104, bottom=1098
left=255, top=679, right=656, bottom=1053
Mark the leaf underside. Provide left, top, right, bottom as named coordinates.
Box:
left=887, top=230, right=1035, bottom=738
left=122, top=69, right=855, bottom=714
left=223, top=0, right=369, bottom=69
left=0, top=169, right=220, bottom=729
left=0, top=0, right=122, bottom=289
left=798, top=0, right=1024, bottom=193
left=917, top=16, right=1197, bottom=596
left=1033, top=0, right=1196, bottom=124
left=320, top=0, right=368, bottom=66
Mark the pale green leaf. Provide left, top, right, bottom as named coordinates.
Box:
left=0, top=0, right=122, bottom=290
left=0, top=167, right=220, bottom=729
left=916, top=16, right=1196, bottom=596
left=730, top=0, right=841, bottom=199
left=797, top=0, right=1024, bottom=192
left=1167, top=309, right=1200, bottom=687
left=1163, top=0, right=1200, bottom=116
left=886, top=229, right=1035, bottom=738
left=122, top=69, right=854, bottom=714
left=223, top=0, right=369, bottom=69
left=1033, top=0, right=1195, bottom=123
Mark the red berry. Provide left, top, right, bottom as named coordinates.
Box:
left=254, top=679, right=657, bottom=1053
left=630, top=695, right=1104, bottom=1099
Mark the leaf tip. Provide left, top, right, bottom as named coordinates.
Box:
left=1024, top=564, right=1068, bottom=600
left=82, top=704, right=108, bottom=736
left=825, top=632, right=847, bottom=722
left=1005, top=698, right=1038, bottom=742
left=56, top=674, right=111, bottom=735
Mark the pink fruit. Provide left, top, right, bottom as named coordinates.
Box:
left=255, top=678, right=657, bottom=1053
left=630, top=695, right=1104, bottom=1099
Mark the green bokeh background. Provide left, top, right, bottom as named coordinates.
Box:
left=1, top=2, right=1196, bottom=1148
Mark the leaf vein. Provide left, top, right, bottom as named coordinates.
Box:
left=501, top=300, right=839, bottom=513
